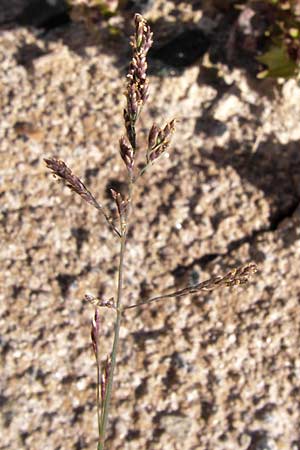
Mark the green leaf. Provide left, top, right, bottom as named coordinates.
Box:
left=257, top=45, right=297, bottom=78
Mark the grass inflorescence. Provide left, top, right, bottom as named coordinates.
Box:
left=45, top=14, right=257, bottom=449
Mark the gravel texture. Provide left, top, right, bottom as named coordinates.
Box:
left=1, top=2, right=300, bottom=450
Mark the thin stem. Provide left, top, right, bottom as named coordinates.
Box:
left=96, top=353, right=101, bottom=441
left=98, top=176, right=135, bottom=449
left=98, top=234, right=126, bottom=450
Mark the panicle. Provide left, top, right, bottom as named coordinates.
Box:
left=124, top=14, right=153, bottom=150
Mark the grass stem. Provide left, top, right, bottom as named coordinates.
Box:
left=98, top=234, right=127, bottom=449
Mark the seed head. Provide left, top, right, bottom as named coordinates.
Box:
left=131, top=14, right=153, bottom=56
left=45, top=158, right=101, bottom=211
left=124, top=14, right=153, bottom=149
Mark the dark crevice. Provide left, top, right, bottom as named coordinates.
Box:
left=12, top=284, right=24, bottom=299
left=126, top=429, right=141, bottom=441
left=149, top=29, right=210, bottom=74
left=17, top=0, right=70, bottom=30
left=135, top=378, right=148, bottom=399
left=268, top=199, right=300, bottom=231
left=131, top=327, right=167, bottom=347
left=15, top=43, right=48, bottom=70
left=246, top=430, right=272, bottom=450
left=0, top=394, right=8, bottom=407
left=105, top=179, right=128, bottom=198
left=71, top=227, right=89, bottom=254
left=122, top=0, right=154, bottom=14
left=84, top=167, right=99, bottom=185
left=73, top=437, right=88, bottom=450
left=201, top=400, right=216, bottom=422
left=56, top=273, right=77, bottom=297
left=72, top=405, right=85, bottom=424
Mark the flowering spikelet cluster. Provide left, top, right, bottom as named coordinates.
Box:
left=85, top=294, right=115, bottom=308
left=44, top=158, right=98, bottom=207
left=123, top=14, right=153, bottom=152
left=189, top=263, right=258, bottom=293
left=110, top=189, right=128, bottom=233
left=125, top=263, right=258, bottom=309
left=119, top=136, right=134, bottom=174
left=147, top=120, right=176, bottom=163
left=120, top=13, right=176, bottom=179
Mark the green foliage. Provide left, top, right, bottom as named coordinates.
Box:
left=257, top=45, right=297, bottom=78
left=258, top=0, right=300, bottom=78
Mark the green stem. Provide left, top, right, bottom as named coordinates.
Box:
left=96, top=353, right=101, bottom=438
left=98, top=234, right=126, bottom=450
left=97, top=164, right=134, bottom=450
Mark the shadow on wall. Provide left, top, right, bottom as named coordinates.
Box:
left=201, top=136, right=300, bottom=231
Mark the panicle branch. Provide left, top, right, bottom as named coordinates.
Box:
left=125, top=263, right=258, bottom=310
left=85, top=294, right=115, bottom=309
left=44, top=158, right=120, bottom=237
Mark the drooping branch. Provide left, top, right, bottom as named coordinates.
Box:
left=44, top=158, right=121, bottom=237
left=125, top=263, right=258, bottom=310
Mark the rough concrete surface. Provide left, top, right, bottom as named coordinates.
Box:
left=1, top=1, right=300, bottom=449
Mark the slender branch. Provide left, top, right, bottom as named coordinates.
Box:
left=134, top=161, right=151, bottom=181
left=124, top=263, right=257, bottom=310
left=134, top=149, right=171, bottom=183
left=93, top=202, right=121, bottom=238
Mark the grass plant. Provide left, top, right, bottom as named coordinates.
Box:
left=45, top=14, right=257, bottom=449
